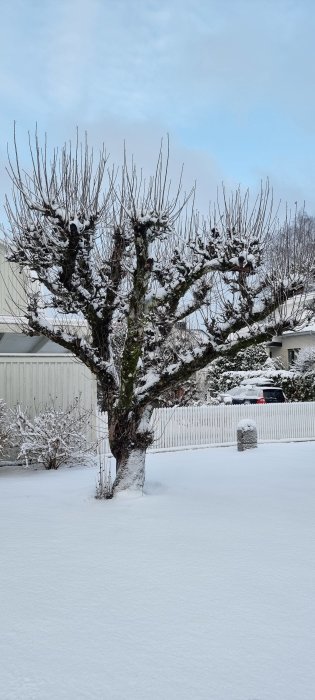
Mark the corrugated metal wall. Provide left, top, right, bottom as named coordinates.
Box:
left=0, top=354, right=97, bottom=442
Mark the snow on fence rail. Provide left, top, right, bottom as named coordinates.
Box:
left=96, top=402, right=315, bottom=454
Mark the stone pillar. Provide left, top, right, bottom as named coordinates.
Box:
left=237, top=419, right=257, bottom=451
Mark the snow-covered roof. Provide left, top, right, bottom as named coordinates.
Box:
left=0, top=314, right=78, bottom=353
left=283, top=323, right=315, bottom=336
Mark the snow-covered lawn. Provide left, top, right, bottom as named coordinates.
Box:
left=1, top=442, right=315, bottom=700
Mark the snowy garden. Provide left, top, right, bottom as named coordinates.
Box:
left=1, top=441, right=315, bottom=700
left=1, top=2, right=315, bottom=699
left=1, top=114, right=315, bottom=700
left=1, top=138, right=315, bottom=697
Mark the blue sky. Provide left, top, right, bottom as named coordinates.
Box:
left=0, top=0, right=314, bottom=214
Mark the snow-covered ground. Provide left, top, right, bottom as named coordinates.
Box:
left=1, top=442, right=315, bottom=700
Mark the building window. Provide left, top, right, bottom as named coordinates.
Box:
left=288, top=348, right=300, bottom=366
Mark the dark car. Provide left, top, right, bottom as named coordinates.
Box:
left=219, top=384, right=286, bottom=405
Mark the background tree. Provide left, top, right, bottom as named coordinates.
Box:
left=293, top=346, right=315, bottom=374
left=275, top=208, right=315, bottom=288
left=5, top=134, right=312, bottom=496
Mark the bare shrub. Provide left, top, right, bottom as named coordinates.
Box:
left=0, top=400, right=11, bottom=458
left=12, top=398, right=95, bottom=469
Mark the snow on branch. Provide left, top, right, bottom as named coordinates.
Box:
left=25, top=305, right=118, bottom=388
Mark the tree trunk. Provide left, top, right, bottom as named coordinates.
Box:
left=108, top=405, right=153, bottom=497
left=112, top=445, right=147, bottom=494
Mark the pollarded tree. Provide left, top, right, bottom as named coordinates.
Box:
left=4, top=134, right=311, bottom=496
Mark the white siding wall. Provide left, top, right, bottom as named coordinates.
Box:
left=270, top=334, right=315, bottom=368
left=0, top=242, right=28, bottom=317
left=0, top=354, right=97, bottom=441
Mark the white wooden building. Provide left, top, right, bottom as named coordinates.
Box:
left=0, top=241, right=97, bottom=435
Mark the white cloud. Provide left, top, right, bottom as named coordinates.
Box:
left=2, top=0, right=314, bottom=125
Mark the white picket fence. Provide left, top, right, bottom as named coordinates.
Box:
left=96, top=401, right=315, bottom=454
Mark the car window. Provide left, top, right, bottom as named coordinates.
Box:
left=263, top=388, right=284, bottom=402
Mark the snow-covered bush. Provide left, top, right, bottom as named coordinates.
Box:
left=202, top=345, right=270, bottom=401
left=229, top=344, right=269, bottom=371
left=293, top=347, right=315, bottom=374
left=210, top=367, right=315, bottom=403
left=0, top=400, right=11, bottom=457
left=279, top=372, right=315, bottom=402
left=161, top=344, right=271, bottom=406
left=263, top=355, right=285, bottom=371
left=198, top=342, right=315, bottom=404
left=12, top=399, right=95, bottom=469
